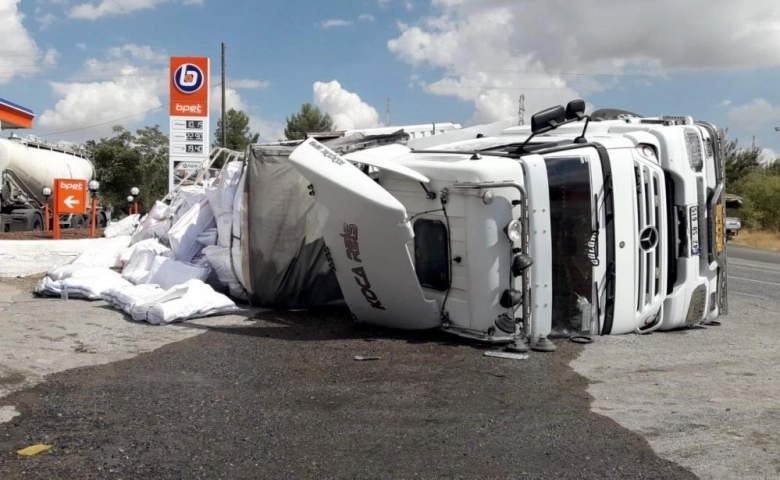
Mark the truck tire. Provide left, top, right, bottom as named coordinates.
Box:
left=72, top=215, right=87, bottom=229
left=12, top=209, right=43, bottom=232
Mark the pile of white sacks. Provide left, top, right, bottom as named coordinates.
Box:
left=34, top=161, right=248, bottom=325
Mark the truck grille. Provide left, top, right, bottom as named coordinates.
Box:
left=635, top=162, right=662, bottom=314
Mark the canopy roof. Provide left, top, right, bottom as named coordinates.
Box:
left=0, top=97, right=35, bottom=129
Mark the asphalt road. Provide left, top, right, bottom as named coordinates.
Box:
left=726, top=244, right=780, bottom=304
left=0, top=312, right=694, bottom=478
left=0, top=244, right=777, bottom=479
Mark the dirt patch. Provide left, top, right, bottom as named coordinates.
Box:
left=0, top=274, right=46, bottom=292
left=732, top=229, right=780, bottom=252
left=0, top=228, right=105, bottom=240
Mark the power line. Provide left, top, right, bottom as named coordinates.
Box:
left=36, top=104, right=169, bottom=137
left=36, top=82, right=223, bottom=137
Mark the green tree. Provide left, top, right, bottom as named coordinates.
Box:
left=213, top=108, right=260, bottom=151
left=284, top=103, right=335, bottom=140
left=724, top=134, right=761, bottom=187
left=86, top=125, right=169, bottom=215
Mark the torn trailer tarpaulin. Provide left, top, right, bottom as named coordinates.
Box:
left=242, top=131, right=410, bottom=309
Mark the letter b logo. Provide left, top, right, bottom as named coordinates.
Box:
left=174, top=63, right=204, bottom=94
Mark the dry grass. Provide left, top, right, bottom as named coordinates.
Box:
left=732, top=229, right=780, bottom=252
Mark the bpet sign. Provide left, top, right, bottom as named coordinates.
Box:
left=168, top=56, right=210, bottom=193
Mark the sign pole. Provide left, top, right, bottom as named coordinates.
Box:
left=52, top=192, right=60, bottom=240
left=90, top=194, right=97, bottom=238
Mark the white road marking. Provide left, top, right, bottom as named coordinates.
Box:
left=728, top=275, right=780, bottom=287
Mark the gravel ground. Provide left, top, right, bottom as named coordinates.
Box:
left=572, top=246, right=780, bottom=480
left=0, top=306, right=696, bottom=479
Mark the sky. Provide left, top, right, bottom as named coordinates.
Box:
left=3, top=0, right=780, bottom=162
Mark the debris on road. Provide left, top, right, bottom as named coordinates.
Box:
left=16, top=444, right=51, bottom=456
left=483, top=351, right=529, bottom=361
left=353, top=355, right=381, bottom=361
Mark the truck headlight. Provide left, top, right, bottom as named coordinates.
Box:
left=504, top=219, right=522, bottom=243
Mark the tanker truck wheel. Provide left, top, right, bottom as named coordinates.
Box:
left=72, top=215, right=87, bottom=229
left=31, top=217, right=43, bottom=231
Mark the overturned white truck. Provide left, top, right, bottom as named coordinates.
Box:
left=236, top=101, right=726, bottom=352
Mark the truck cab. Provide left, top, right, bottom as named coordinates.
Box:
left=286, top=100, right=670, bottom=349
left=514, top=113, right=728, bottom=330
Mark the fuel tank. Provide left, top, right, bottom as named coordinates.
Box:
left=0, top=137, right=95, bottom=207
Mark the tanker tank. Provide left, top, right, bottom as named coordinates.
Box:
left=0, top=136, right=95, bottom=209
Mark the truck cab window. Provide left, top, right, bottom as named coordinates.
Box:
left=413, top=218, right=450, bottom=291
left=544, top=155, right=596, bottom=334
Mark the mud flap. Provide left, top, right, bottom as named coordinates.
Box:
left=288, top=138, right=441, bottom=330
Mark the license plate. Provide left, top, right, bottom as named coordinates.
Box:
left=715, top=204, right=724, bottom=253
left=690, top=205, right=700, bottom=255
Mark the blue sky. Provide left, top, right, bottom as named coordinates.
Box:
left=3, top=0, right=780, bottom=161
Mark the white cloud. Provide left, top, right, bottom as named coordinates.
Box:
left=313, top=80, right=381, bottom=130
left=76, top=42, right=88, bottom=50
left=358, top=13, right=375, bottom=22
left=249, top=116, right=286, bottom=143
left=37, top=46, right=169, bottom=138
left=727, top=99, right=780, bottom=132
left=759, top=148, right=778, bottom=165
left=107, top=44, right=168, bottom=63
left=34, top=9, right=57, bottom=29
left=0, top=0, right=57, bottom=84
left=228, top=78, right=270, bottom=90
left=69, top=0, right=200, bottom=20
left=389, top=0, right=780, bottom=124
left=320, top=18, right=352, bottom=28
left=210, top=86, right=245, bottom=113
left=208, top=85, right=285, bottom=143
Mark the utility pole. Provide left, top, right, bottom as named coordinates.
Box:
left=517, top=94, right=525, bottom=126
left=221, top=42, right=226, bottom=149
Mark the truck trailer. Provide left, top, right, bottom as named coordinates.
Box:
left=0, top=134, right=109, bottom=232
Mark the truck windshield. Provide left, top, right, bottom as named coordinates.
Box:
left=544, top=156, right=596, bottom=334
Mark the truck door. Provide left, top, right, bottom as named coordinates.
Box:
left=288, top=138, right=441, bottom=330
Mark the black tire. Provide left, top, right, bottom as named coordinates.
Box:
left=72, top=215, right=87, bottom=229
left=31, top=217, right=43, bottom=231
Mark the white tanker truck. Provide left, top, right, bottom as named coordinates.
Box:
left=0, top=134, right=109, bottom=232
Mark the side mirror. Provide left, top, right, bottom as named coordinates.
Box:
left=566, top=99, right=586, bottom=120
left=530, top=105, right=566, bottom=134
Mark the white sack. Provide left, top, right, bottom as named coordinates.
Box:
left=131, top=201, right=171, bottom=245
left=144, top=255, right=211, bottom=290
left=117, top=238, right=171, bottom=268
left=169, top=186, right=207, bottom=225
left=71, top=235, right=132, bottom=269
left=197, top=227, right=218, bottom=246
left=167, top=198, right=216, bottom=263
left=121, top=249, right=158, bottom=284
left=143, top=279, right=238, bottom=325
left=104, top=215, right=139, bottom=238
left=36, top=268, right=130, bottom=300
left=202, top=245, right=247, bottom=301
left=128, top=283, right=191, bottom=321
